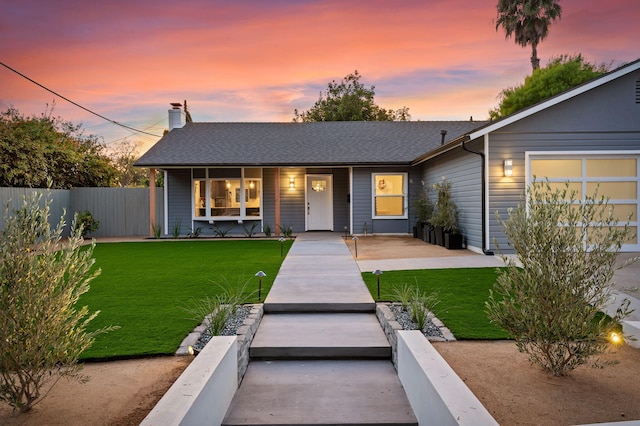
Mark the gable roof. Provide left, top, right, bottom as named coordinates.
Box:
left=470, top=58, right=640, bottom=140
left=411, top=58, right=640, bottom=165
left=135, top=121, right=487, bottom=168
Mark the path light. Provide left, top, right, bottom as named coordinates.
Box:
left=373, top=269, right=383, bottom=300
left=344, top=225, right=348, bottom=239
left=352, top=236, right=359, bottom=258
left=255, top=271, right=266, bottom=302
left=610, top=332, right=623, bottom=345
left=279, top=236, right=286, bottom=257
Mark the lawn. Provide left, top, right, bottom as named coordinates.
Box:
left=361, top=268, right=510, bottom=339
left=79, top=240, right=292, bottom=360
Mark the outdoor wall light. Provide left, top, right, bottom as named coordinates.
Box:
left=503, top=159, right=513, bottom=177
left=289, top=176, right=295, bottom=189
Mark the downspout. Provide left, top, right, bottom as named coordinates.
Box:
left=461, top=137, right=494, bottom=255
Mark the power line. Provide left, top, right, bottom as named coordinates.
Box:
left=0, top=60, right=163, bottom=138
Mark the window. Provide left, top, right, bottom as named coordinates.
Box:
left=192, top=168, right=262, bottom=219
left=528, top=154, right=639, bottom=247
left=372, top=173, right=407, bottom=218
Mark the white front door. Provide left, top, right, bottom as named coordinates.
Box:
left=306, top=175, right=333, bottom=230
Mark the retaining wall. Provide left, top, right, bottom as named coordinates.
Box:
left=397, top=330, right=499, bottom=425
left=141, top=336, right=237, bottom=426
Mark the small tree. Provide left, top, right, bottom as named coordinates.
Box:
left=0, top=191, right=115, bottom=412
left=486, top=180, right=635, bottom=376
left=431, top=179, right=459, bottom=233
left=293, top=71, right=410, bottom=122
left=489, top=54, right=609, bottom=119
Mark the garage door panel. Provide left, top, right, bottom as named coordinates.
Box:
left=587, top=181, right=637, bottom=199
left=586, top=158, right=636, bottom=177
left=528, top=153, right=639, bottom=252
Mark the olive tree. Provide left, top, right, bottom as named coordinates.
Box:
left=486, top=180, right=635, bottom=376
left=0, top=191, right=115, bottom=412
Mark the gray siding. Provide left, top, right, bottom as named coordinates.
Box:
left=486, top=69, right=640, bottom=252
left=280, top=168, right=306, bottom=233
left=331, top=168, right=350, bottom=233
left=352, top=167, right=412, bottom=235
left=166, top=169, right=193, bottom=236
left=262, top=168, right=276, bottom=233
left=421, top=146, right=483, bottom=250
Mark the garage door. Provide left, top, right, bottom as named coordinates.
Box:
left=527, top=153, right=639, bottom=252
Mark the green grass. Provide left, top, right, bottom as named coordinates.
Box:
left=362, top=268, right=510, bottom=340
left=79, top=240, right=292, bottom=360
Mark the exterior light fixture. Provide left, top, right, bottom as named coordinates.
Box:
left=352, top=236, right=359, bottom=258
left=289, top=177, right=295, bottom=189
left=279, top=236, right=286, bottom=257
left=343, top=225, right=348, bottom=239
left=503, top=159, right=513, bottom=177
left=610, top=332, right=622, bottom=345
left=255, top=271, right=266, bottom=301
left=373, top=269, right=383, bottom=300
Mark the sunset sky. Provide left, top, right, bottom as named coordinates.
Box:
left=1, top=0, right=638, bottom=153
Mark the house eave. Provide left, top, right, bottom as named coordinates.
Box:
left=134, top=161, right=413, bottom=169
left=411, top=135, right=471, bottom=166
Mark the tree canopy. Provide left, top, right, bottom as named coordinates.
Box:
left=293, top=71, right=410, bottom=122
left=496, top=0, right=562, bottom=71
left=489, top=54, right=610, bottom=120
left=0, top=107, right=118, bottom=188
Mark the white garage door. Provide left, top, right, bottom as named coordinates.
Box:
left=527, top=152, right=639, bottom=252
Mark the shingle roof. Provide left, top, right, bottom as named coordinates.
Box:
left=135, top=121, right=487, bottom=167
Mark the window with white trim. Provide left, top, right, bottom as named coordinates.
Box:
left=372, top=173, right=408, bottom=218
left=193, top=168, right=262, bottom=219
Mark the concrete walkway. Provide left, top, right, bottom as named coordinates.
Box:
left=222, top=233, right=417, bottom=425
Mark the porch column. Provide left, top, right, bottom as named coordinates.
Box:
left=274, top=168, right=281, bottom=233
left=149, top=168, right=156, bottom=236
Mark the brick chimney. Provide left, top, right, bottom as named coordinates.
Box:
left=168, top=102, right=184, bottom=131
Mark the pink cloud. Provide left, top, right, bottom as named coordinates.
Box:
left=1, top=0, right=638, bottom=149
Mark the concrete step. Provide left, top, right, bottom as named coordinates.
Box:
left=250, top=313, right=391, bottom=359
left=222, top=360, right=417, bottom=425
left=264, top=275, right=375, bottom=313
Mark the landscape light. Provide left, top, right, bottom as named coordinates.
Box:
left=255, top=271, right=266, bottom=301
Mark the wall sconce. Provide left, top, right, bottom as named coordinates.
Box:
left=289, top=176, right=295, bottom=189
left=503, top=159, right=513, bottom=177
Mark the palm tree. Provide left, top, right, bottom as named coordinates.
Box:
left=496, top=0, right=562, bottom=71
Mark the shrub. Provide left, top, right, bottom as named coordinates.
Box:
left=183, top=278, right=256, bottom=336
left=0, top=192, right=115, bottom=412
left=171, top=219, right=182, bottom=239
left=390, top=281, right=440, bottom=331
left=74, top=210, right=100, bottom=237
left=243, top=222, right=258, bottom=238
left=487, top=180, right=635, bottom=376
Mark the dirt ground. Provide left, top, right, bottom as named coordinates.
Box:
left=1, top=236, right=638, bottom=425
